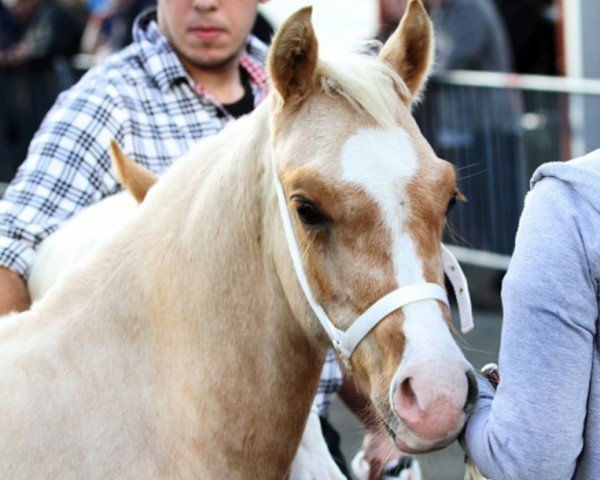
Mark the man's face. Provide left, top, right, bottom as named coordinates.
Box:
left=158, top=0, right=263, bottom=71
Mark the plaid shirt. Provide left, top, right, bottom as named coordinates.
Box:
left=0, top=8, right=268, bottom=279
left=316, top=350, right=344, bottom=417
left=0, top=8, right=344, bottom=415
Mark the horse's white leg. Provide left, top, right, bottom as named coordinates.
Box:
left=350, top=430, right=423, bottom=480
left=289, top=409, right=346, bottom=480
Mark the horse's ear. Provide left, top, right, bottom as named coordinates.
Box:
left=268, top=6, right=318, bottom=104
left=109, top=139, right=158, bottom=203
left=378, top=0, right=433, bottom=102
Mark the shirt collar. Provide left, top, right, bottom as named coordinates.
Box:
left=133, top=8, right=269, bottom=98
left=133, top=9, right=189, bottom=93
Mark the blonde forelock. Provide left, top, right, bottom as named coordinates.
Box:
left=315, top=46, right=411, bottom=128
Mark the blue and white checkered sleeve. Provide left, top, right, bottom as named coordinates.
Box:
left=0, top=84, right=127, bottom=278
left=314, top=349, right=344, bottom=417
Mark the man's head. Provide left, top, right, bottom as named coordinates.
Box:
left=158, top=0, right=266, bottom=73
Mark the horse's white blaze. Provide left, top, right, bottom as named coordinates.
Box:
left=340, top=126, right=447, bottom=329
left=341, top=127, right=423, bottom=283
left=341, top=127, right=468, bottom=422
left=340, top=127, right=417, bottom=214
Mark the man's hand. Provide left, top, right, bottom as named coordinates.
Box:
left=0, top=267, right=30, bottom=316
left=338, top=374, right=413, bottom=479
left=362, top=430, right=404, bottom=480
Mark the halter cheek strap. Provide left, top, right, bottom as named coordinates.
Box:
left=272, top=159, right=474, bottom=362
left=442, top=244, right=474, bottom=333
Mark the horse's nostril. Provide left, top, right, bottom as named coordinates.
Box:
left=463, top=370, right=479, bottom=414
left=395, top=376, right=420, bottom=419
left=400, top=377, right=417, bottom=406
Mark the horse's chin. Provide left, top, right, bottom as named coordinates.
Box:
left=379, top=411, right=463, bottom=455
left=393, top=435, right=454, bottom=455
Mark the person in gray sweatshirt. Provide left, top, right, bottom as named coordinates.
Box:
left=461, top=149, right=600, bottom=479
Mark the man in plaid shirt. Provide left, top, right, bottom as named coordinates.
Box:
left=0, top=3, right=269, bottom=307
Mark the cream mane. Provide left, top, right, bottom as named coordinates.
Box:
left=317, top=47, right=412, bottom=128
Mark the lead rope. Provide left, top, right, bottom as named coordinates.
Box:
left=464, top=462, right=490, bottom=480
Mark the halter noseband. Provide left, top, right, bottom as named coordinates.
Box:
left=272, top=158, right=473, bottom=363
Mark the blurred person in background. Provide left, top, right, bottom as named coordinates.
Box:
left=0, top=2, right=22, bottom=50
left=379, top=0, right=511, bottom=71
left=492, top=0, right=557, bottom=75
left=80, top=0, right=155, bottom=59
left=0, top=0, right=84, bottom=68
left=0, top=0, right=84, bottom=182
left=423, top=0, right=511, bottom=72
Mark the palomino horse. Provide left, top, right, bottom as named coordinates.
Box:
left=0, top=1, right=476, bottom=477
left=28, top=153, right=347, bottom=480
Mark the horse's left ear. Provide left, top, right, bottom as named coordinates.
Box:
left=268, top=6, right=318, bottom=104
left=378, top=0, right=433, bottom=103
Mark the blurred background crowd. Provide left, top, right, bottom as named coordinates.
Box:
left=0, top=0, right=557, bottom=72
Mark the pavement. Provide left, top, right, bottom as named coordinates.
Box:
left=328, top=302, right=503, bottom=480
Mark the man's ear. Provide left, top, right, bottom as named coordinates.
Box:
left=378, top=0, right=433, bottom=103
left=267, top=6, right=318, bottom=105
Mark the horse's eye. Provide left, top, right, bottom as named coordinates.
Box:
left=293, top=197, right=328, bottom=226
left=446, top=194, right=457, bottom=215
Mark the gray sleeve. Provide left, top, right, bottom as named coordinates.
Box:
left=462, top=178, right=598, bottom=480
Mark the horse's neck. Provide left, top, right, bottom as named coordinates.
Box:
left=43, top=104, right=325, bottom=474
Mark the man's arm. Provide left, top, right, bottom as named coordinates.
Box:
left=0, top=77, right=126, bottom=281
left=463, top=178, right=597, bottom=480
left=0, top=267, right=30, bottom=316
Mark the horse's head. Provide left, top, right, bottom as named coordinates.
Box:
left=268, top=0, right=476, bottom=453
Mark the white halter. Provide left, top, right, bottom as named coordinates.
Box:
left=273, top=158, right=474, bottom=361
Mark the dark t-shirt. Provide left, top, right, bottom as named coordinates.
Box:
left=220, top=68, right=255, bottom=119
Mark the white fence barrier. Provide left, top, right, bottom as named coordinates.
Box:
left=416, top=71, right=600, bottom=266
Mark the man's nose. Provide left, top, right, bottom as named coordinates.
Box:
left=191, top=0, right=219, bottom=12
